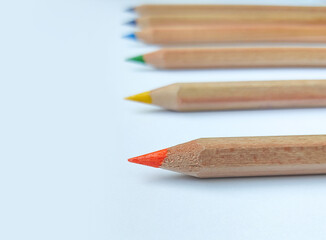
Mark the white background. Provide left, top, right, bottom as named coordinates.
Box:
left=2, top=0, right=326, bottom=239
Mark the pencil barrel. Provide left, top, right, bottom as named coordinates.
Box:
left=135, top=5, right=326, bottom=16
left=151, top=80, right=326, bottom=111
left=137, top=25, right=326, bottom=44
left=144, top=48, right=326, bottom=69
left=137, top=13, right=326, bottom=28
left=162, top=136, right=326, bottom=178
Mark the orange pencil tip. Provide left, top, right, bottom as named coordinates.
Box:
left=128, top=149, right=168, bottom=168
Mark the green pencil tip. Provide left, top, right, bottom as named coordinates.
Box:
left=127, top=55, right=145, bottom=64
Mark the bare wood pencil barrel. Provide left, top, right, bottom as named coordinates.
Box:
left=139, top=47, right=326, bottom=69
left=133, top=4, right=326, bottom=16
left=135, top=14, right=326, bottom=28
left=126, top=80, right=326, bottom=111
left=129, top=135, right=326, bottom=178
left=136, top=25, right=326, bottom=44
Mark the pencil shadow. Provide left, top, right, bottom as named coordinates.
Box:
left=136, top=107, right=326, bottom=116
left=130, top=67, right=326, bottom=73
left=146, top=173, right=326, bottom=191
left=131, top=42, right=326, bottom=48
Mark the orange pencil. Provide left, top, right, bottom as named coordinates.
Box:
left=129, top=135, right=326, bottom=178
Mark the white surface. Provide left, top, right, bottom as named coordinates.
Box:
left=2, top=0, right=326, bottom=239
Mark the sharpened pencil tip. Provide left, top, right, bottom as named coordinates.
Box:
left=126, top=55, right=145, bottom=63
left=126, top=7, right=135, bottom=12
left=125, top=91, right=152, bottom=104
left=125, top=19, right=137, bottom=26
left=123, top=33, right=137, bottom=40
left=128, top=149, right=167, bottom=168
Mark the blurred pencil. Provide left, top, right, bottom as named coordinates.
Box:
left=129, top=135, right=326, bottom=178
left=127, top=24, right=326, bottom=45
left=130, top=4, right=326, bottom=16
left=125, top=80, right=326, bottom=111
left=127, top=47, right=326, bottom=69
left=128, top=14, right=326, bottom=28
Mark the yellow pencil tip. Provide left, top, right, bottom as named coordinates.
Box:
left=125, top=91, right=152, bottom=104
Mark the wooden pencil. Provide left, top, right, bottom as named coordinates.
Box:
left=130, top=14, right=326, bottom=28
left=127, top=47, right=326, bottom=69
left=131, top=4, right=326, bottom=16
left=129, top=135, right=326, bottom=178
left=125, top=80, right=326, bottom=111
left=131, top=24, right=326, bottom=45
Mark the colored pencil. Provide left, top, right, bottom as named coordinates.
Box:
left=130, top=4, right=326, bottom=17
left=127, top=47, right=326, bottom=69
left=125, top=80, right=326, bottom=111
left=127, top=24, right=326, bottom=45
left=128, top=14, right=326, bottom=28
left=129, top=135, right=326, bottom=178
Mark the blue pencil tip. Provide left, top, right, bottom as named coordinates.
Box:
left=126, top=7, right=135, bottom=12
left=125, top=19, right=137, bottom=26
left=124, top=33, right=137, bottom=40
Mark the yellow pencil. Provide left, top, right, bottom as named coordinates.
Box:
left=126, top=80, right=326, bottom=111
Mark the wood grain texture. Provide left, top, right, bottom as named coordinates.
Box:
left=136, top=24, right=326, bottom=44
left=143, top=47, right=326, bottom=69
left=161, top=136, right=326, bottom=178
left=134, top=4, right=326, bottom=16
left=136, top=14, right=326, bottom=28
left=150, top=80, right=326, bottom=111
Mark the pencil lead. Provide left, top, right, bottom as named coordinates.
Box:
left=126, top=55, right=145, bottom=64
left=125, top=91, right=152, bottom=104
left=126, top=7, right=135, bottom=12
left=125, top=19, right=137, bottom=26
left=123, top=33, right=137, bottom=41
left=128, top=149, right=167, bottom=168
